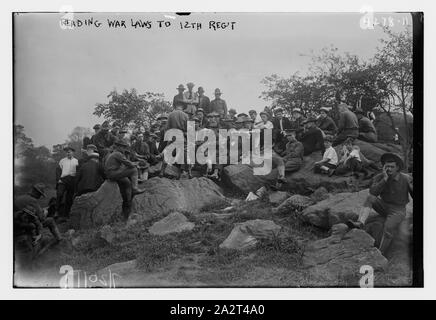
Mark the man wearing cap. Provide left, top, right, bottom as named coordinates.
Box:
left=347, top=152, right=413, bottom=255
left=56, top=145, right=79, bottom=220
left=104, top=139, right=146, bottom=220
left=356, top=110, right=378, bottom=143
left=147, top=132, right=163, bottom=176
left=290, top=108, right=306, bottom=140
left=78, top=143, right=99, bottom=169
left=210, top=88, right=228, bottom=118
left=173, top=84, right=187, bottom=110
left=14, top=184, right=62, bottom=243
left=90, top=124, right=101, bottom=146
left=317, top=107, right=337, bottom=136
left=228, top=108, right=237, bottom=121
left=282, top=129, right=304, bottom=173
left=299, top=117, right=325, bottom=156
left=272, top=108, right=292, bottom=153
left=184, top=82, right=199, bottom=117
left=76, top=152, right=105, bottom=196
left=333, top=103, right=359, bottom=146
left=93, top=121, right=117, bottom=159
left=198, top=87, right=211, bottom=114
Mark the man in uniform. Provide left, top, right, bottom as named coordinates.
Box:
left=198, top=86, right=211, bottom=114
left=183, top=82, right=199, bottom=117
left=173, top=84, right=186, bottom=110
left=333, top=103, right=359, bottom=146
left=104, top=139, right=146, bottom=221
left=281, top=129, right=304, bottom=173
left=347, top=153, right=413, bottom=255
left=210, top=88, right=228, bottom=119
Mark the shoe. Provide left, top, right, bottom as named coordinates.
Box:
left=132, top=187, right=146, bottom=195
left=346, top=219, right=363, bottom=229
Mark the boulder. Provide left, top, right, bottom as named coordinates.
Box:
left=302, top=229, right=388, bottom=286
left=70, top=177, right=227, bottom=229
left=301, top=189, right=413, bottom=230
left=222, top=164, right=276, bottom=194
left=271, top=194, right=314, bottom=214
left=219, top=219, right=281, bottom=250
left=310, top=186, right=329, bottom=203
left=148, top=212, right=195, bottom=236
left=268, top=191, right=290, bottom=206
left=99, top=225, right=116, bottom=244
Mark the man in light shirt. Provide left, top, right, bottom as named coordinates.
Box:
left=56, top=145, right=79, bottom=220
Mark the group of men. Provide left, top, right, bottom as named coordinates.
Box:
left=14, top=84, right=411, bottom=257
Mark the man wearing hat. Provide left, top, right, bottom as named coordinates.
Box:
left=173, top=84, right=187, bottom=110
left=78, top=143, right=99, bottom=168
left=210, top=88, right=228, bottom=118
left=90, top=124, right=101, bottom=146
left=300, top=117, right=325, bottom=156
left=14, top=184, right=62, bottom=243
left=281, top=129, right=304, bottom=173
left=75, top=152, right=104, bottom=196
left=55, top=145, right=79, bottom=220
left=347, top=152, right=413, bottom=255
left=271, top=107, right=292, bottom=153
left=147, top=132, right=163, bottom=176
left=317, top=107, right=337, bottom=136
left=228, top=108, right=237, bottom=121
left=248, top=109, right=262, bottom=128
left=196, top=108, right=206, bottom=129
left=167, top=102, right=189, bottom=132
left=290, top=108, right=306, bottom=140
left=333, top=103, right=359, bottom=146
left=198, top=87, right=211, bottom=114
left=93, top=121, right=117, bottom=159
left=104, top=139, right=146, bottom=220
left=184, top=82, right=199, bottom=117
left=356, top=110, right=378, bottom=143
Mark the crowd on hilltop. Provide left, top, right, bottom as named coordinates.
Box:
left=14, top=82, right=412, bottom=257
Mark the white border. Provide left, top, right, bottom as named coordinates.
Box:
left=1, top=0, right=433, bottom=300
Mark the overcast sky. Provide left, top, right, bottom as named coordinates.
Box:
left=14, top=12, right=411, bottom=148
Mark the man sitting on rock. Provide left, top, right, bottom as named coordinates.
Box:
left=299, top=117, right=325, bottom=156
left=104, top=139, right=146, bottom=221
left=281, top=129, right=304, bottom=173
left=313, top=135, right=338, bottom=176
left=333, top=103, right=359, bottom=146
left=316, top=107, right=337, bottom=136
left=356, top=110, right=378, bottom=143
left=332, top=137, right=369, bottom=178
left=347, top=152, right=413, bottom=255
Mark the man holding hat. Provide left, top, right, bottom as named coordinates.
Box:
left=347, top=152, right=413, bottom=255
left=56, top=145, right=79, bottom=220
left=210, top=88, right=228, bottom=118
left=75, top=151, right=104, bottom=196
left=104, top=139, right=146, bottom=221
left=198, top=87, right=211, bottom=114
left=300, top=117, right=325, bottom=156
left=317, top=107, right=337, bottom=136
left=356, top=110, right=378, bottom=143
left=184, top=82, right=199, bottom=117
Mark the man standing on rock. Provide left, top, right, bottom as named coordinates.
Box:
left=183, top=82, right=199, bottom=118
left=210, top=88, right=228, bottom=119
left=56, top=145, right=79, bottom=220
left=104, top=140, right=146, bottom=221
left=347, top=152, right=413, bottom=255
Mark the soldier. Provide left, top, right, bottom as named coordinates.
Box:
left=173, top=84, right=186, bottom=110
left=210, top=88, right=228, bottom=119
left=282, top=129, right=304, bottom=173
left=347, top=153, right=413, bottom=255
left=333, top=103, right=359, bottom=146
left=184, top=82, right=199, bottom=117
left=14, top=184, right=62, bottom=245
left=198, top=86, right=211, bottom=114
left=104, top=139, right=146, bottom=221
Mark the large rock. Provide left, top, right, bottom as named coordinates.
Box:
left=268, top=191, right=290, bottom=206
left=219, top=219, right=281, bottom=250
left=222, top=164, right=276, bottom=194
left=301, top=189, right=413, bottom=230
left=271, top=194, right=314, bottom=214
left=148, top=212, right=195, bottom=236
left=303, top=229, right=388, bottom=286
left=70, top=177, right=227, bottom=229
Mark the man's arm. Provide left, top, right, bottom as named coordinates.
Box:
left=369, top=172, right=388, bottom=196
left=115, top=152, right=136, bottom=168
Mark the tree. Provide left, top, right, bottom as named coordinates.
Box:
left=93, top=89, right=172, bottom=130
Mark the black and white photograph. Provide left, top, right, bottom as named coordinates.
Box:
left=8, top=5, right=424, bottom=296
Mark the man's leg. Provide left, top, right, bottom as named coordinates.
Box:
left=284, top=158, right=302, bottom=173
left=64, top=177, right=75, bottom=217
left=378, top=204, right=406, bottom=255
left=42, top=217, right=62, bottom=242
left=116, top=177, right=133, bottom=221
left=56, top=182, right=67, bottom=217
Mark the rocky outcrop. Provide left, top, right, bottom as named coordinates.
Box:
left=219, top=219, right=281, bottom=250
left=271, top=195, right=314, bottom=214
left=303, top=228, right=388, bottom=286
left=221, top=140, right=401, bottom=194
left=268, top=191, right=290, bottom=206
left=148, top=212, right=195, bottom=236
left=301, top=188, right=413, bottom=230
left=70, top=177, right=227, bottom=229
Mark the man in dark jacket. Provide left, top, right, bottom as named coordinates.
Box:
left=300, top=117, right=325, bottom=156
left=93, top=121, right=117, bottom=159
left=76, top=152, right=105, bottom=196
left=333, top=103, right=359, bottom=146
left=317, top=107, right=337, bottom=136
left=104, top=139, right=146, bottom=220
left=272, top=107, right=292, bottom=153
left=347, top=153, right=413, bottom=255
left=356, top=110, right=378, bottom=143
